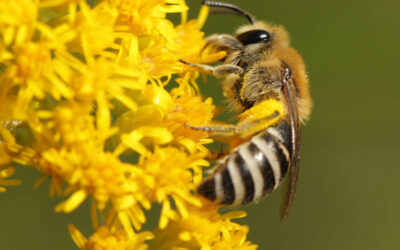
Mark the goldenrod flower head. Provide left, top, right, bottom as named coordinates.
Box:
left=69, top=224, right=153, bottom=250
left=0, top=0, right=258, bottom=249
left=150, top=207, right=257, bottom=250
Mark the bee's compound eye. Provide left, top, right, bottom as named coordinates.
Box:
left=236, top=29, right=271, bottom=45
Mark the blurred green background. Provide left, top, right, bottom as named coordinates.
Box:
left=1, top=0, right=400, bottom=249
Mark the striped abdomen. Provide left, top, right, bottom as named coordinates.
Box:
left=197, top=122, right=292, bottom=205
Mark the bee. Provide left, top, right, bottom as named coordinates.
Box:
left=181, top=1, right=312, bottom=219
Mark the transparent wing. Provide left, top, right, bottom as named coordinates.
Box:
left=279, top=70, right=301, bottom=221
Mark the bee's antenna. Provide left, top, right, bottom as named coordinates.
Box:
left=202, top=1, right=255, bottom=24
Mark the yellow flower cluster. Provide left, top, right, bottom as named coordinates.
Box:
left=0, top=0, right=257, bottom=249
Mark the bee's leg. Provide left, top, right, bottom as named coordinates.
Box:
left=180, top=60, right=243, bottom=78
left=185, top=123, right=237, bottom=138
left=202, top=34, right=243, bottom=53
left=236, top=111, right=281, bottom=138
left=202, top=34, right=243, bottom=64
left=185, top=113, right=280, bottom=138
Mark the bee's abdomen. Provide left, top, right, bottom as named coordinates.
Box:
left=197, top=122, right=292, bottom=205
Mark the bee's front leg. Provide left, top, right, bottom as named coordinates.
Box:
left=179, top=60, right=243, bottom=78
left=202, top=34, right=243, bottom=53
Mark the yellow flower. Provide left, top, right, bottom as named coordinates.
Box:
left=150, top=206, right=257, bottom=250
left=0, top=0, right=259, bottom=249
left=69, top=224, right=153, bottom=250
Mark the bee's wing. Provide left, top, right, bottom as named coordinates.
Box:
left=279, top=75, right=301, bottom=220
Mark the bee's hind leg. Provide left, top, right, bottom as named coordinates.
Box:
left=185, top=123, right=237, bottom=138
left=179, top=60, right=243, bottom=78
left=186, top=123, right=235, bottom=161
